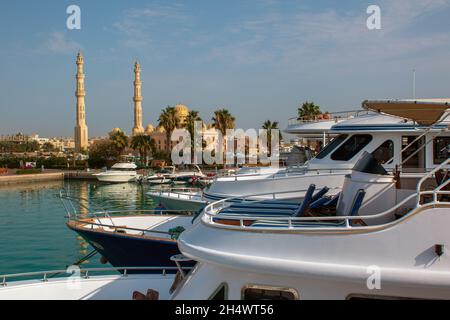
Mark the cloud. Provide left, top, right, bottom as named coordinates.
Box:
left=205, top=0, right=450, bottom=71
left=39, top=31, right=82, bottom=54
left=113, top=3, right=192, bottom=50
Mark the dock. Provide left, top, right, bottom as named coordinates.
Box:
left=0, top=170, right=98, bottom=185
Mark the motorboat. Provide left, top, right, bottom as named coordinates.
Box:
left=93, top=163, right=138, bottom=183
left=2, top=100, right=449, bottom=300
left=59, top=191, right=195, bottom=272
left=146, top=166, right=175, bottom=185
left=170, top=165, right=207, bottom=185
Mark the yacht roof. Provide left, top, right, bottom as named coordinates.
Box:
left=362, top=99, right=450, bottom=126
left=111, top=162, right=137, bottom=169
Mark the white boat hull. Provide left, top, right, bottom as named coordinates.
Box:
left=148, top=191, right=206, bottom=211
left=95, top=174, right=137, bottom=183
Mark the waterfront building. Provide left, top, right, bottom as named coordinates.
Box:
left=74, top=52, right=89, bottom=153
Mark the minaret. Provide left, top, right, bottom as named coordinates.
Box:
left=132, top=61, right=144, bottom=136
left=74, top=52, right=88, bottom=152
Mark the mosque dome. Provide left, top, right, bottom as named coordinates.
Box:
left=156, top=125, right=166, bottom=133
left=110, top=128, right=124, bottom=135
left=145, top=124, right=154, bottom=134
left=175, top=104, right=189, bottom=118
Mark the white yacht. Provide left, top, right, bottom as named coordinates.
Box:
left=149, top=102, right=450, bottom=211
left=1, top=100, right=449, bottom=300
left=93, top=163, right=138, bottom=183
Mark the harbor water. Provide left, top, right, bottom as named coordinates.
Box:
left=0, top=180, right=157, bottom=275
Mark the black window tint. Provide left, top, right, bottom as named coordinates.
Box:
left=242, top=287, right=297, bottom=300
left=434, top=137, right=450, bottom=164
left=210, top=283, right=227, bottom=300
left=331, top=135, right=373, bottom=161
left=315, top=134, right=348, bottom=159
left=371, top=140, right=394, bottom=164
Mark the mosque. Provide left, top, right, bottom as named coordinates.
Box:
left=74, top=53, right=215, bottom=154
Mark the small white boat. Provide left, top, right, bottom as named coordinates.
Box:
left=148, top=188, right=206, bottom=211
left=170, top=165, right=207, bottom=185
left=147, top=166, right=175, bottom=185
left=93, top=163, right=138, bottom=183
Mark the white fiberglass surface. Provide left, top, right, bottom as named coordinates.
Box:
left=90, top=216, right=193, bottom=236
left=0, top=274, right=174, bottom=300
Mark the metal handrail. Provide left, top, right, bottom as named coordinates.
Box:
left=0, top=266, right=191, bottom=287
left=287, top=109, right=371, bottom=126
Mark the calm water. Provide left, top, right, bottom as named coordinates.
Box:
left=0, top=180, right=157, bottom=275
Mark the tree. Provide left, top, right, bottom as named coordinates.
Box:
left=130, top=134, right=156, bottom=166
left=262, top=120, right=282, bottom=156
left=298, top=101, right=321, bottom=120
left=42, top=142, right=57, bottom=152
left=109, top=129, right=128, bottom=156
left=185, top=110, right=202, bottom=157
left=88, top=139, right=118, bottom=168
left=158, top=106, right=180, bottom=153
left=212, top=108, right=236, bottom=137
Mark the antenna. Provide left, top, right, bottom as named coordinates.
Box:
left=412, top=69, right=416, bottom=100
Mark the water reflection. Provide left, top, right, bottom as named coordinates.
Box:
left=0, top=179, right=157, bottom=274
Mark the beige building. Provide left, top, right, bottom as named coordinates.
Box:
left=74, top=52, right=89, bottom=152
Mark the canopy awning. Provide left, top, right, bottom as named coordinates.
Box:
left=362, top=99, right=450, bottom=126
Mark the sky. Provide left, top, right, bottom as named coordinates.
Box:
left=1, top=0, right=450, bottom=137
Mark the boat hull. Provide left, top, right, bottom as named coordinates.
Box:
left=95, top=174, right=136, bottom=183
left=67, top=222, right=194, bottom=273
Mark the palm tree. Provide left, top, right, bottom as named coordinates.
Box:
left=131, top=134, right=156, bottom=166
left=262, top=120, right=281, bottom=157
left=185, top=110, right=202, bottom=160
left=109, top=129, right=128, bottom=157
left=298, top=101, right=321, bottom=120
left=158, top=106, right=180, bottom=153
left=212, top=109, right=236, bottom=136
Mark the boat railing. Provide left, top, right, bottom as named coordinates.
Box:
left=0, top=266, right=191, bottom=287
left=287, top=109, right=371, bottom=126
left=202, top=159, right=450, bottom=232
left=212, top=166, right=356, bottom=182
left=59, top=190, right=195, bottom=223
left=69, top=218, right=186, bottom=237
left=150, top=187, right=203, bottom=200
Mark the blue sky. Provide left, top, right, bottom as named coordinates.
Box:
left=1, top=0, right=450, bottom=137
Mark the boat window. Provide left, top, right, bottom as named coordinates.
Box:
left=315, top=134, right=348, bottom=159
left=402, top=136, right=426, bottom=173
left=209, top=283, right=228, bottom=300
left=371, top=140, right=394, bottom=164
left=434, top=137, right=450, bottom=164
left=331, top=134, right=373, bottom=161
left=242, top=285, right=298, bottom=300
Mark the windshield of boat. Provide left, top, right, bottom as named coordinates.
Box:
left=158, top=167, right=173, bottom=174
left=315, top=134, right=348, bottom=159
left=331, top=134, right=373, bottom=161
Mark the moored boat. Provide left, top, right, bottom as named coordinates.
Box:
left=93, top=163, right=138, bottom=183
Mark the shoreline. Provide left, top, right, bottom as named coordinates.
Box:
left=0, top=171, right=98, bottom=185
